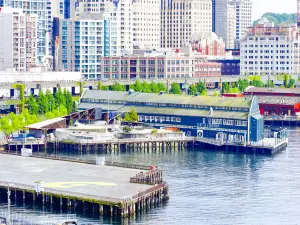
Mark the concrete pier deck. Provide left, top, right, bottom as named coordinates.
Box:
left=0, top=154, right=168, bottom=217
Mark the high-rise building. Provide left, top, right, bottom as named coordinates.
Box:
left=0, top=7, right=38, bottom=71
left=132, top=0, right=160, bottom=48
left=232, top=0, right=252, bottom=48
left=4, top=0, right=50, bottom=63
left=49, top=0, right=76, bottom=19
left=59, top=15, right=119, bottom=79
left=160, top=0, right=212, bottom=48
left=215, top=0, right=236, bottom=49
left=78, top=0, right=133, bottom=52
left=240, top=19, right=300, bottom=75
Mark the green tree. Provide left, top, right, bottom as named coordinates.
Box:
left=196, top=82, right=207, bottom=95
left=37, top=91, right=49, bottom=114
left=64, top=89, right=73, bottom=113
left=45, top=90, right=56, bottom=112
left=0, top=117, right=12, bottom=135
left=130, top=80, right=143, bottom=92
left=26, top=94, right=39, bottom=115
left=55, top=88, right=66, bottom=108
left=110, top=82, right=126, bottom=91
left=252, top=80, right=265, bottom=87
left=222, top=82, right=231, bottom=94
left=150, top=82, right=160, bottom=93
left=169, top=82, right=181, bottom=94
left=123, top=107, right=138, bottom=122
left=157, top=83, right=167, bottom=92
left=141, top=81, right=152, bottom=93
left=237, top=78, right=249, bottom=92
left=188, top=84, right=197, bottom=95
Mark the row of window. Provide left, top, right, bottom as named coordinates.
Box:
left=212, top=119, right=247, bottom=127
left=139, top=115, right=181, bottom=123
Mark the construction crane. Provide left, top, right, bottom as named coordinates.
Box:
left=298, top=0, right=300, bottom=27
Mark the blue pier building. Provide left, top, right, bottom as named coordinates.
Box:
left=78, top=90, right=264, bottom=143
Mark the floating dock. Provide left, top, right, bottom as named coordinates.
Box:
left=0, top=154, right=169, bottom=217
left=195, top=137, right=288, bottom=155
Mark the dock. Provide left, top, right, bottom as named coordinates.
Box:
left=0, top=154, right=169, bottom=218
left=4, top=135, right=288, bottom=155
left=195, top=137, right=288, bottom=155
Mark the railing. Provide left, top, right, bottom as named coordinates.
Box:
left=58, top=136, right=194, bottom=144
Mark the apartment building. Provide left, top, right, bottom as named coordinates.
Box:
left=0, top=7, right=38, bottom=71
left=214, top=0, right=236, bottom=49
left=5, top=0, right=50, bottom=62
left=161, top=0, right=212, bottom=48
left=240, top=19, right=300, bottom=75
left=100, top=46, right=221, bottom=80
left=78, top=0, right=133, bottom=52
left=59, top=15, right=119, bottom=79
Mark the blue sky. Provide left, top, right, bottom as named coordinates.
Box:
left=253, top=0, right=296, bottom=20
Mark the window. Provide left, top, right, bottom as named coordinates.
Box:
left=212, top=119, right=222, bottom=125
left=223, top=119, right=234, bottom=126
left=176, top=117, right=181, bottom=122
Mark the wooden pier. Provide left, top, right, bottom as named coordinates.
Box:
left=0, top=154, right=169, bottom=218
left=4, top=135, right=288, bottom=155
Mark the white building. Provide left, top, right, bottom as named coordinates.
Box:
left=215, top=0, right=236, bottom=49
left=5, top=0, right=51, bottom=63
left=132, top=0, right=160, bottom=49
left=160, top=0, right=212, bottom=48
left=59, top=14, right=119, bottom=79
left=231, top=0, right=252, bottom=48
left=78, top=0, right=133, bottom=52
left=240, top=19, right=300, bottom=75
left=0, top=7, right=38, bottom=72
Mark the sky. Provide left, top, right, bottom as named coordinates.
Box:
left=252, top=0, right=296, bottom=20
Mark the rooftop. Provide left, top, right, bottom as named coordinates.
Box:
left=81, top=90, right=252, bottom=108
left=78, top=103, right=249, bottom=120
left=244, top=87, right=300, bottom=95
left=24, top=118, right=66, bottom=130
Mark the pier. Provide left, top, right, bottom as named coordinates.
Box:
left=5, top=136, right=194, bottom=154
left=0, top=154, right=169, bottom=218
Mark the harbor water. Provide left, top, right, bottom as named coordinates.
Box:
left=1, top=127, right=300, bottom=224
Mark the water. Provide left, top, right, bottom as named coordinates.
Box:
left=1, top=127, right=300, bottom=225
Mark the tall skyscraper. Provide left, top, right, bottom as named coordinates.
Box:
left=4, top=0, right=51, bottom=63
left=0, top=7, right=38, bottom=71
left=132, top=0, right=160, bottom=48
left=232, top=0, right=252, bottom=48
left=215, top=0, right=236, bottom=49
left=160, top=0, right=212, bottom=48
